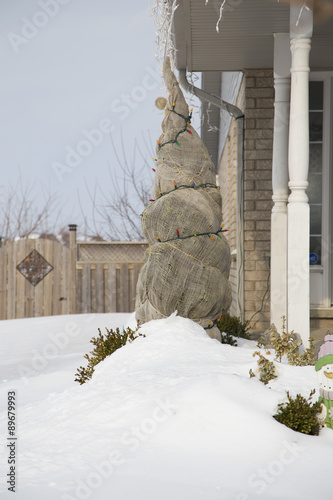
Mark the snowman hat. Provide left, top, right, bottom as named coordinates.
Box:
left=315, top=333, right=333, bottom=371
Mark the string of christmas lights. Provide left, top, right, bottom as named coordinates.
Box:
left=153, top=227, right=228, bottom=244
left=204, top=316, right=222, bottom=330
left=146, top=182, right=220, bottom=205
left=157, top=103, right=193, bottom=150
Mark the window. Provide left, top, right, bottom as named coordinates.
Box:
left=308, top=80, right=324, bottom=266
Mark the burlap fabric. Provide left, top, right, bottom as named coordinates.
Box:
left=135, top=58, right=231, bottom=340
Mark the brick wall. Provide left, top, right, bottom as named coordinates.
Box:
left=218, top=70, right=274, bottom=331
left=243, top=69, right=273, bottom=331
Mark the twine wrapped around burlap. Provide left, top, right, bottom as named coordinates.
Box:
left=135, top=58, right=231, bottom=340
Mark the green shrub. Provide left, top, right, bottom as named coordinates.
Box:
left=286, top=337, right=316, bottom=366
left=75, top=327, right=144, bottom=384
left=273, top=390, right=321, bottom=436
left=270, top=317, right=293, bottom=362
left=269, top=318, right=316, bottom=366
left=217, top=314, right=250, bottom=345
left=220, top=331, right=237, bottom=346
left=252, top=350, right=277, bottom=385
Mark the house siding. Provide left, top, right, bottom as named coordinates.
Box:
left=219, top=69, right=274, bottom=331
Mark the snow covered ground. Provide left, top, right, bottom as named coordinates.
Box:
left=0, top=312, right=332, bottom=499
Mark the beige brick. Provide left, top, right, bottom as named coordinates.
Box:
left=256, top=241, right=271, bottom=250
left=244, top=200, right=255, bottom=211
left=245, top=119, right=256, bottom=129
left=244, top=248, right=258, bottom=257
left=244, top=180, right=255, bottom=190
left=256, top=180, right=272, bottom=190
left=247, top=290, right=270, bottom=301
left=253, top=290, right=270, bottom=300
left=244, top=150, right=257, bottom=160
left=257, top=98, right=274, bottom=109
left=245, top=250, right=266, bottom=261
left=246, top=98, right=255, bottom=109
left=245, top=261, right=256, bottom=271
left=245, top=129, right=273, bottom=139
left=245, top=281, right=255, bottom=291
left=256, top=260, right=270, bottom=271
left=246, top=77, right=255, bottom=88
left=246, top=88, right=274, bottom=98
left=254, top=301, right=270, bottom=312
left=244, top=150, right=272, bottom=160
left=244, top=139, right=255, bottom=150
left=245, top=160, right=255, bottom=169
left=256, top=159, right=272, bottom=169
left=244, top=220, right=255, bottom=231
left=244, top=240, right=255, bottom=251
left=256, top=77, right=274, bottom=88
left=245, top=211, right=271, bottom=221
left=255, top=280, right=270, bottom=291
left=255, top=231, right=271, bottom=241
left=245, top=191, right=271, bottom=201
left=256, top=139, right=273, bottom=150
left=246, top=271, right=270, bottom=281
left=246, top=108, right=274, bottom=119
left=244, top=231, right=255, bottom=241
left=256, top=118, right=274, bottom=129
left=245, top=300, right=256, bottom=311
left=244, top=170, right=271, bottom=180
left=256, top=220, right=271, bottom=230
left=256, top=200, right=273, bottom=210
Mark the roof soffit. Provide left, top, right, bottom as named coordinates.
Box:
left=172, top=0, right=333, bottom=72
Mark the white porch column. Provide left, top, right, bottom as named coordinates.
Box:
left=271, top=34, right=290, bottom=332
left=287, top=3, right=313, bottom=347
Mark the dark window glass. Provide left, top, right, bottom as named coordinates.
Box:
left=308, top=80, right=323, bottom=266
left=308, top=173, right=322, bottom=204
left=310, top=205, right=322, bottom=235
left=309, top=143, right=322, bottom=173
left=309, top=112, right=323, bottom=142
left=309, top=81, right=323, bottom=110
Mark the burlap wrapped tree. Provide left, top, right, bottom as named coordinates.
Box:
left=135, top=58, right=231, bottom=340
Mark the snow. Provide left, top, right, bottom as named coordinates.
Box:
left=0, top=312, right=332, bottom=499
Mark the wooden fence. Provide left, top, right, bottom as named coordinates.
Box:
left=0, top=238, right=70, bottom=320
left=0, top=230, right=148, bottom=320
left=75, top=240, right=148, bottom=314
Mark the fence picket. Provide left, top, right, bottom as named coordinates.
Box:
left=81, top=263, right=91, bottom=314
left=95, top=264, right=104, bottom=313
left=106, top=264, right=117, bottom=313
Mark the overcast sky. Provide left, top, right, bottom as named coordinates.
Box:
left=0, top=0, right=201, bottom=237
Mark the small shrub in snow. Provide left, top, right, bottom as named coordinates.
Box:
left=286, top=337, right=316, bottom=366
left=273, top=390, right=321, bottom=436
left=220, top=331, right=237, bottom=346
left=75, top=327, right=143, bottom=384
left=217, top=314, right=250, bottom=345
left=252, top=351, right=277, bottom=385
left=269, top=317, right=316, bottom=366
left=270, top=317, right=292, bottom=362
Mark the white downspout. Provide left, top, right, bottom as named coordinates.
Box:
left=178, top=69, right=245, bottom=321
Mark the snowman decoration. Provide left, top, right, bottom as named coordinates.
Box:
left=315, top=333, right=333, bottom=429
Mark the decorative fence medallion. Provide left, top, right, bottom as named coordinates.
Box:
left=16, top=249, right=53, bottom=286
